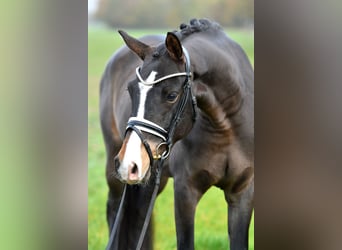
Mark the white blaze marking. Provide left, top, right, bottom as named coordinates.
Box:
left=137, top=71, right=157, bottom=118
left=121, top=71, right=157, bottom=179
left=119, top=132, right=142, bottom=179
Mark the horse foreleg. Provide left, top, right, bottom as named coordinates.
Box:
left=225, top=179, right=254, bottom=250
left=106, top=172, right=125, bottom=250
left=174, top=179, right=203, bottom=250
left=105, top=142, right=127, bottom=250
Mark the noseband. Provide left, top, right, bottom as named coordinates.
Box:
left=107, top=47, right=197, bottom=250
left=126, top=47, right=197, bottom=165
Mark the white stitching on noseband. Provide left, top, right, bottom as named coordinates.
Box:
left=126, top=117, right=168, bottom=141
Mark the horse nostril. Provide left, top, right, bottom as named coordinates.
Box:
left=114, top=156, right=120, bottom=171
left=128, top=162, right=139, bottom=182
left=131, top=163, right=138, bottom=174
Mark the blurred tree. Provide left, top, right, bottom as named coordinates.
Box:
left=95, top=0, right=254, bottom=28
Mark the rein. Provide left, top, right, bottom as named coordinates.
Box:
left=106, top=47, right=196, bottom=250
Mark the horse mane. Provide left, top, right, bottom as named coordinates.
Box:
left=176, top=18, right=223, bottom=40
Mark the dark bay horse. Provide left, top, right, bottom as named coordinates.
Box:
left=100, top=19, right=254, bottom=250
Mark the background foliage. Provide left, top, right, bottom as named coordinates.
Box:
left=94, top=0, right=254, bottom=28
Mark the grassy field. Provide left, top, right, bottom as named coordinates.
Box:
left=88, top=25, right=254, bottom=250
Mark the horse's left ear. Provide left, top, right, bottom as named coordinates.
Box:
left=166, top=32, right=184, bottom=62
left=118, top=30, right=151, bottom=60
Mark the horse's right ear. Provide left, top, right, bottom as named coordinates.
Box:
left=118, top=30, right=151, bottom=60
left=166, top=32, right=184, bottom=62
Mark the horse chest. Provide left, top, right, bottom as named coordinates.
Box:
left=169, top=133, right=228, bottom=180
left=171, top=129, right=252, bottom=189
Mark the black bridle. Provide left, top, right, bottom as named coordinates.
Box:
left=106, top=47, right=196, bottom=250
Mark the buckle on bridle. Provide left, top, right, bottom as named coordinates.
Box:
left=154, top=142, right=171, bottom=160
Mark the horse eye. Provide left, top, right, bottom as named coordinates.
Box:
left=166, top=92, right=179, bottom=103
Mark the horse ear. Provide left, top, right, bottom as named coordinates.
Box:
left=165, top=32, right=183, bottom=62
left=118, top=30, right=151, bottom=60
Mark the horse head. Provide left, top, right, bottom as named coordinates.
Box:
left=114, top=30, right=196, bottom=184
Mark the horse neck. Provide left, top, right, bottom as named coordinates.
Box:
left=186, top=42, right=253, bottom=136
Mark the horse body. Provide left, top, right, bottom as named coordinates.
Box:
left=100, top=19, right=253, bottom=250
left=168, top=24, right=254, bottom=250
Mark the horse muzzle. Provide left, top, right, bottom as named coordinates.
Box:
left=114, top=156, right=151, bottom=184
left=114, top=130, right=153, bottom=184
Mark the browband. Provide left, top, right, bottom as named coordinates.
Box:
left=136, top=67, right=190, bottom=86
left=136, top=46, right=192, bottom=86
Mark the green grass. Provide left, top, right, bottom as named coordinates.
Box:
left=88, top=25, right=254, bottom=250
